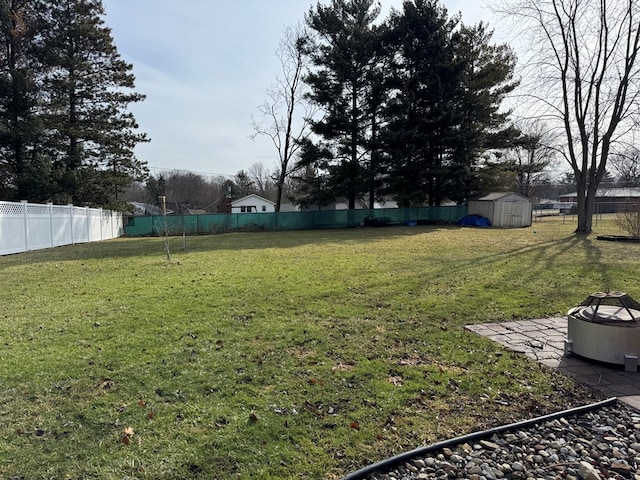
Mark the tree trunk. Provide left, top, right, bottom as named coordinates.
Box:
left=348, top=186, right=356, bottom=210
left=369, top=111, right=377, bottom=209
left=350, top=79, right=358, bottom=210
left=368, top=180, right=375, bottom=209
left=275, top=184, right=283, bottom=213
left=576, top=201, right=591, bottom=234
left=275, top=169, right=286, bottom=212
left=575, top=181, right=597, bottom=234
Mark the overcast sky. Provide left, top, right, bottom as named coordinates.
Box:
left=101, top=0, right=501, bottom=180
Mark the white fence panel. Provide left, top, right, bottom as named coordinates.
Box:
left=26, top=203, right=53, bottom=251
left=0, top=202, right=28, bottom=255
left=88, top=208, right=103, bottom=242
left=0, top=201, right=123, bottom=256
left=102, top=211, right=112, bottom=240
left=52, top=205, right=72, bottom=247
left=72, top=206, right=89, bottom=244
left=100, top=210, right=119, bottom=241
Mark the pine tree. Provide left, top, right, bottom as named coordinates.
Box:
left=34, top=0, right=147, bottom=207
left=0, top=0, right=47, bottom=201
left=382, top=1, right=518, bottom=206
left=304, top=0, right=383, bottom=210
left=445, top=22, right=519, bottom=204
left=383, top=0, right=462, bottom=207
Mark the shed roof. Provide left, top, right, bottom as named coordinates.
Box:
left=475, top=192, right=530, bottom=202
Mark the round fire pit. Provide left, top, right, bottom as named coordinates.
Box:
left=566, top=291, right=640, bottom=371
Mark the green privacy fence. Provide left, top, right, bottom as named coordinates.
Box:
left=124, top=206, right=468, bottom=237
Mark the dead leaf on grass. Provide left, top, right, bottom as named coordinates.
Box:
left=95, top=377, right=115, bottom=393
left=287, top=346, right=315, bottom=361
left=331, top=363, right=356, bottom=373
left=397, top=353, right=431, bottom=366
left=120, top=426, right=134, bottom=446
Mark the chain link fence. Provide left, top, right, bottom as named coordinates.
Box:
left=124, top=206, right=468, bottom=237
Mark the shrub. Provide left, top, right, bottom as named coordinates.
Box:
left=616, top=202, right=640, bottom=238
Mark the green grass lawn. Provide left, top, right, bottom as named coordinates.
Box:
left=0, top=216, right=632, bottom=479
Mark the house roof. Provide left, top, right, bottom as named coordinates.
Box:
left=128, top=201, right=167, bottom=216
left=184, top=207, right=209, bottom=215
left=230, top=194, right=276, bottom=206
left=561, top=188, right=640, bottom=198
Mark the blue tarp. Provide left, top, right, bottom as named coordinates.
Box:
left=457, top=214, right=491, bottom=227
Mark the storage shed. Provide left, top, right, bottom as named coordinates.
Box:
left=468, top=192, right=532, bottom=228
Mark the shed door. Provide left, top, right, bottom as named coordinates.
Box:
left=504, top=201, right=523, bottom=227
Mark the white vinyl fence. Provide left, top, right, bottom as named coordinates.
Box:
left=0, top=201, right=123, bottom=256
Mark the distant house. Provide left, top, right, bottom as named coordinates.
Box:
left=559, top=188, right=640, bottom=213
left=335, top=199, right=399, bottom=210
left=468, top=192, right=532, bottom=228
left=231, top=194, right=276, bottom=213
left=279, top=202, right=300, bottom=213
left=302, top=198, right=399, bottom=211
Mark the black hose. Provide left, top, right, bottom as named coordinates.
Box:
left=342, top=397, right=619, bottom=480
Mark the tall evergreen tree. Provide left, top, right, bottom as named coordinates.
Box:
left=303, top=0, right=383, bottom=210
left=233, top=169, right=255, bottom=198
left=34, top=0, right=147, bottom=207
left=383, top=0, right=461, bottom=207
left=382, top=1, right=518, bottom=206
left=0, top=0, right=46, bottom=201
left=445, top=22, right=519, bottom=203
left=362, top=22, right=389, bottom=209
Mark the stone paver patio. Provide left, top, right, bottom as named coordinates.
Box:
left=465, top=317, right=640, bottom=410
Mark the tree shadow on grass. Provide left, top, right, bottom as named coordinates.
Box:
left=516, top=234, right=613, bottom=292
left=417, top=232, right=632, bottom=321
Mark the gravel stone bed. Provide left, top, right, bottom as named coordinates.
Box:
left=361, top=401, right=640, bottom=480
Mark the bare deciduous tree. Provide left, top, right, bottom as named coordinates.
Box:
left=496, top=0, right=640, bottom=233
left=251, top=23, right=316, bottom=212
left=131, top=171, right=229, bottom=214
left=609, top=146, right=640, bottom=185
left=248, top=161, right=276, bottom=198
left=510, top=120, right=557, bottom=197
